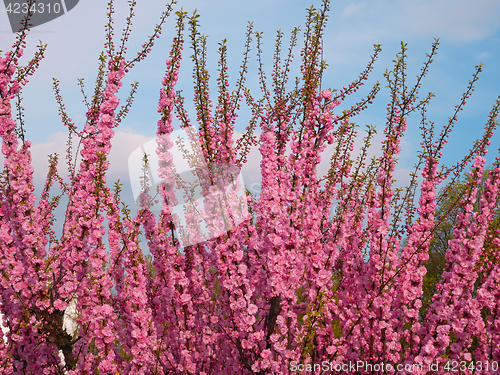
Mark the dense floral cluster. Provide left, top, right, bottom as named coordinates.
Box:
left=0, top=0, right=499, bottom=374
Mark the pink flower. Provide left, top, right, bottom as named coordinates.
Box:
left=53, top=299, right=68, bottom=310
left=261, top=349, right=272, bottom=359
left=317, top=269, right=331, bottom=286
left=180, top=293, right=191, bottom=304
left=248, top=304, right=258, bottom=315
left=321, top=89, right=332, bottom=101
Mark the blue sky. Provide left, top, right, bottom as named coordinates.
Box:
left=1, top=0, right=500, bottom=223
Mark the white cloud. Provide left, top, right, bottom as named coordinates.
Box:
left=407, top=0, right=500, bottom=42
left=1, top=129, right=151, bottom=193
left=0, top=124, right=412, bottom=198
left=341, top=3, right=367, bottom=17
left=323, top=0, right=500, bottom=68
left=477, top=51, right=493, bottom=61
